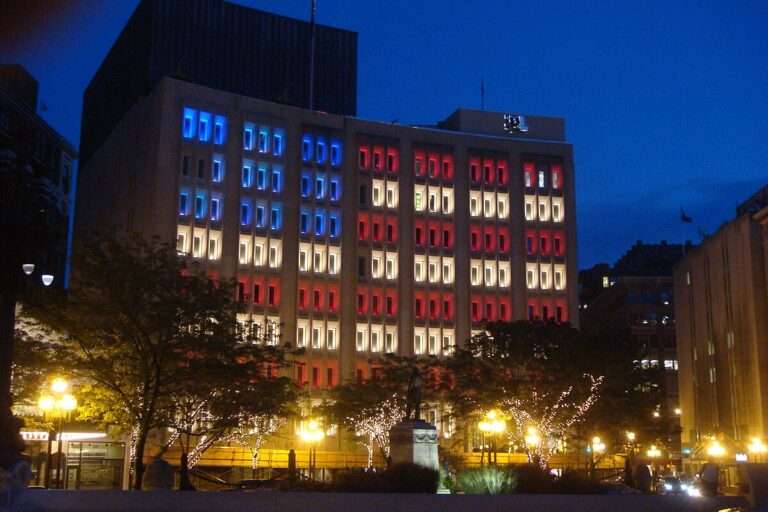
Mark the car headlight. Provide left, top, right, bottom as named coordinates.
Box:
left=687, top=487, right=701, bottom=497
left=664, top=484, right=673, bottom=491
left=680, top=484, right=689, bottom=490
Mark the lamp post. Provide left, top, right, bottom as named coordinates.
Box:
left=748, top=437, right=767, bottom=463
left=524, top=426, right=541, bottom=466
left=298, top=419, right=324, bottom=481
left=478, top=410, right=505, bottom=465
left=38, top=377, right=77, bottom=488
left=590, top=436, right=606, bottom=479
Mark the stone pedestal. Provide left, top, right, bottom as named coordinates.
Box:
left=389, top=419, right=439, bottom=470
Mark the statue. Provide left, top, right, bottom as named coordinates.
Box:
left=405, top=367, right=423, bottom=421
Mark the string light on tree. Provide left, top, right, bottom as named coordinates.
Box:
left=348, top=395, right=405, bottom=468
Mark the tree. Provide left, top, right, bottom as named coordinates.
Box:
left=230, top=414, right=285, bottom=477
left=27, top=233, right=282, bottom=489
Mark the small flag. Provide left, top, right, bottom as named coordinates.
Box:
left=680, top=208, right=693, bottom=224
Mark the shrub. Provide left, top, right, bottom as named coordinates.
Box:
left=553, top=470, right=602, bottom=494
left=457, top=466, right=517, bottom=494
left=332, top=464, right=439, bottom=493
left=514, top=464, right=555, bottom=493
left=332, top=469, right=389, bottom=493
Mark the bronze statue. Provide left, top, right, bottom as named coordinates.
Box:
left=405, top=367, right=423, bottom=420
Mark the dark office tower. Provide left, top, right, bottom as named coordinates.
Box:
left=79, top=0, right=357, bottom=167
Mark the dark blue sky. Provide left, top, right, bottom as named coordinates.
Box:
left=8, top=0, right=767, bottom=268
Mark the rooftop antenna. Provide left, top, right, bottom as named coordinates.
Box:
left=309, top=0, right=317, bottom=111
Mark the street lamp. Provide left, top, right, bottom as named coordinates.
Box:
left=478, top=410, right=505, bottom=465
left=38, top=377, right=77, bottom=488
left=626, top=431, right=636, bottom=442
left=706, top=440, right=726, bottom=459
left=590, top=436, right=606, bottom=478
left=646, top=445, right=662, bottom=458
left=747, top=437, right=767, bottom=462
left=298, top=419, right=324, bottom=480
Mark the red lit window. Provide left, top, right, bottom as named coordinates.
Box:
left=470, top=225, right=482, bottom=252
left=386, top=148, right=400, bottom=173
left=443, top=293, right=455, bottom=320
left=414, top=219, right=426, bottom=246
left=555, top=298, right=568, bottom=323
left=358, top=213, right=370, bottom=241
left=372, top=214, right=384, bottom=242
left=298, top=281, right=310, bottom=310
left=526, top=229, right=537, bottom=255
left=386, top=217, right=398, bottom=244
left=523, top=162, right=535, bottom=188
left=326, top=366, right=336, bottom=387
left=328, top=285, right=339, bottom=312
left=469, top=157, right=481, bottom=184
left=373, top=145, right=384, bottom=171
left=428, top=221, right=440, bottom=248
left=428, top=153, right=439, bottom=178
left=484, top=226, right=496, bottom=253
left=415, top=291, right=426, bottom=319
left=385, top=289, right=397, bottom=316
left=484, top=297, right=497, bottom=321
left=267, top=278, right=280, bottom=307
left=356, top=286, right=368, bottom=314
left=237, top=280, right=247, bottom=303
left=483, top=159, right=495, bottom=185
left=371, top=288, right=383, bottom=315
left=471, top=295, right=482, bottom=322
left=553, top=231, right=565, bottom=257
left=497, top=160, right=509, bottom=186
left=441, top=154, right=454, bottom=180
left=429, top=291, right=440, bottom=321
left=359, top=146, right=370, bottom=169
left=442, top=223, right=454, bottom=249
left=499, top=297, right=512, bottom=321
left=541, top=299, right=553, bottom=321
left=414, top=150, right=426, bottom=177
left=297, top=363, right=306, bottom=385
left=552, top=164, right=563, bottom=190
left=498, top=227, right=510, bottom=253
left=539, top=230, right=552, bottom=256
left=527, top=298, right=540, bottom=321
left=313, top=285, right=324, bottom=310
left=253, top=277, right=265, bottom=305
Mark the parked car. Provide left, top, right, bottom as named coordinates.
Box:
left=657, top=476, right=687, bottom=495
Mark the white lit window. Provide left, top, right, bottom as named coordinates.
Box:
left=428, top=328, right=440, bottom=355
left=266, top=316, right=280, bottom=343
left=326, top=321, right=339, bottom=350
left=299, top=242, right=311, bottom=272
left=524, top=195, right=536, bottom=221
left=371, top=251, right=384, bottom=279
left=385, top=181, right=398, bottom=208
left=441, top=188, right=454, bottom=215
left=239, top=235, right=252, bottom=265
left=370, top=325, right=383, bottom=353
left=538, top=170, right=546, bottom=188
left=192, top=227, right=207, bottom=258
left=526, top=262, right=538, bottom=289
left=268, top=239, right=282, bottom=268
left=414, top=328, right=426, bottom=355
left=484, top=260, right=497, bottom=287
left=428, top=256, right=440, bottom=283
left=296, top=319, right=309, bottom=348
left=538, top=196, right=551, bottom=222
left=497, top=194, right=509, bottom=219
left=207, top=230, right=221, bottom=260
left=483, top=191, right=496, bottom=218
left=356, top=323, right=369, bottom=352
left=311, top=322, right=324, bottom=349
left=313, top=245, right=327, bottom=274
left=442, top=257, right=454, bottom=285
left=427, top=186, right=439, bottom=214
left=469, top=191, right=482, bottom=218
left=442, top=329, right=455, bottom=356
left=253, top=237, right=266, bottom=267
left=498, top=261, right=511, bottom=288
left=414, top=185, right=426, bottom=212
left=328, top=246, right=340, bottom=275
left=177, top=225, right=190, bottom=254
left=372, top=179, right=385, bottom=207
left=554, top=264, right=566, bottom=290
left=385, top=252, right=398, bottom=280
left=551, top=197, right=564, bottom=223
left=414, top=255, right=426, bottom=283
left=470, top=259, right=483, bottom=287
left=384, top=326, right=397, bottom=354
left=540, top=263, right=552, bottom=290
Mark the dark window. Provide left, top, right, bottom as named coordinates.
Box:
left=556, top=307, right=563, bottom=322
left=387, top=224, right=395, bottom=242
left=237, top=282, right=245, bottom=303
left=313, top=289, right=321, bottom=309
left=358, top=257, right=366, bottom=278
left=197, top=159, right=205, bottom=179
left=253, top=284, right=261, bottom=304
left=268, top=286, right=276, bottom=305
left=554, top=238, right=561, bottom=254
left=312, top=367, right=319, bottom=387
left=359, top=184, right=368, bottom=206
left=386, top=296, right=394, bottom=315
left=182, top=156, right=190, bottom=175
left=542, top=306, right=549, bottom=319
left=327, top=368, right=334, bottom=387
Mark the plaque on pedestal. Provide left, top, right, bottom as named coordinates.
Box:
left=389, top=419, right=439, bottom=471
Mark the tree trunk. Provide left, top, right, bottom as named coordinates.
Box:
left=132, top=428, right=149, bottom=490
left=179, top=451, right=195, bottom=491
left=0, top=290, right=24, bottom=470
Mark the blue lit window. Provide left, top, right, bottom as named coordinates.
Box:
left=198, top=112, right=212, bottom=142
left=241, top=161, right=253, bottom=188
left=258, top=127, right=270, bottom=153
left=330, top=139, right=342, bottom=167
left=271, top=165, right=283, bottom=194
left=195, top=191, right=207, bottom=219
left=240, top=199, right=252, bottom=226
left=300, top=207, right=311, bottom=235
left=210, top=194, right=222, bottom=221
left=256, top=165, right=267, bottom=191
left=243, top=122, right=255, bottom=151
left=182, top=108, right=197, bottom=139
left=212, top=155, right=224, bottom=183
left=300, top=171, right=312, bottom=198
left=255, top=202, right=267, bottom=228
left=179, top=189, right=190, bottom=216
left=314, top=208, right=326, bottom=236
left=316, top=137, right=328, bottom=164
left=329, top=175, right=342, bottom=201
left=270, top=203, right=282, bottom=231
left=214, top=115, right=227, bottom=145
left=329, top=210, right=341, bottom=238
left=315, top=174, right=326, bottom=200
left=273, top=129, right=285, bottom=156
left=302, top=134, right=313, bottom=162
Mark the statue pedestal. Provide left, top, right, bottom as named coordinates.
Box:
left=389, top=420, right=439, bottom=470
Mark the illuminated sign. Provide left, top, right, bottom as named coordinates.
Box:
left=503, top=114, right=528, bottom=134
